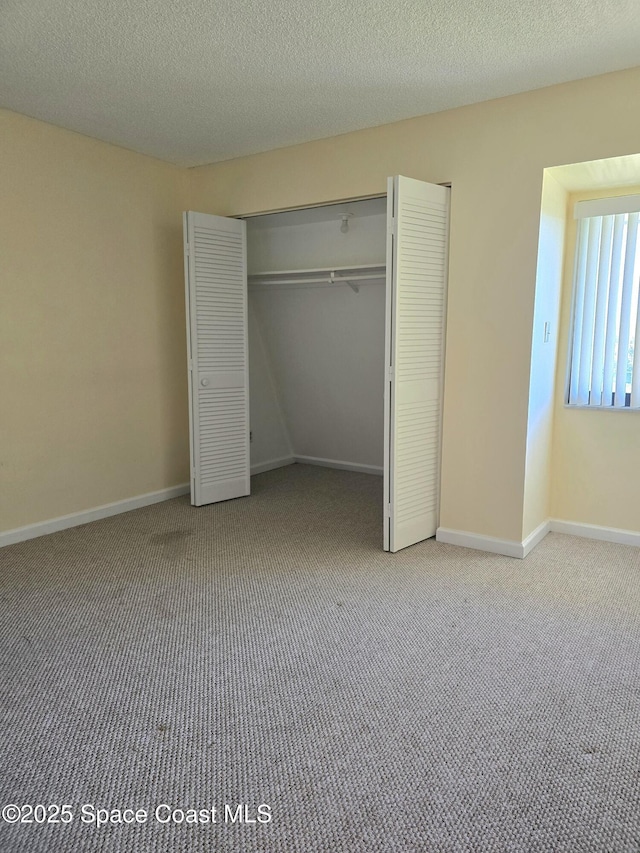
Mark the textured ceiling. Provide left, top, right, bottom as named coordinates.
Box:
left=1, top=0, right=639, bottom=167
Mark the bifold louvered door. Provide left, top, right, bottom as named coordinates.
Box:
left=183, top=211, right=250, bottom=506
left=384, top=177, right=450, bottom=552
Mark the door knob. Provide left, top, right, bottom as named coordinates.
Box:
left=201, top=378, right=209, bottom=387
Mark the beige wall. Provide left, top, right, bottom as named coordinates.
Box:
left=522, top=172, right=567, bottom=538
left=551, top=184, right=640, bottom=531
left=188, top=66, right=640, bottom=542
left=4, top=65, right=640, bottom=541
left=0, top=109, right=189, bottom=532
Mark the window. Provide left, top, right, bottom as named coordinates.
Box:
left=568, top=194, right=640, bottom=408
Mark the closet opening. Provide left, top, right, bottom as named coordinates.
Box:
left=242, top=196, right=388, bottom=528
left=184, top=176, right=449, bottom=551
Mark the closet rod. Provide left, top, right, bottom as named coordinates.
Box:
left=248, top=273, right=385, bottom=287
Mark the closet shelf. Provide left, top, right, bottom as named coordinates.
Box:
left=248, top=263, right=386, bottom=294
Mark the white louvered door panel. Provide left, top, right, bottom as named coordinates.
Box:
left=384, top=177, right=449, bottom=552
left=183, top=211, right=250, bottom=507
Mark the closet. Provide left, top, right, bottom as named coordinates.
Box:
left=183, top=176, right=449, bottom=552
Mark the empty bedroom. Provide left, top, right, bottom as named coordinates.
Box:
left=2, top=1, right=640, bottom=851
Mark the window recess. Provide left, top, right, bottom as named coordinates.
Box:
left=568, top=194, right=640, bottom=408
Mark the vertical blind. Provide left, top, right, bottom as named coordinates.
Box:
left=569, top=195, right=640, bottom=408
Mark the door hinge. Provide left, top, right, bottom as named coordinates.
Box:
left=388, top=365, right=394, bottom=381
left=185, top=241, right=190, bottom=256
left=188, top=358, right=193, bottom=372
left=387, top=216, right=396, bottom=237
left=385, top=502, right=392, bottom=518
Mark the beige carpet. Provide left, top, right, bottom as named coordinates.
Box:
left=1, top=464, right=640, bottom=852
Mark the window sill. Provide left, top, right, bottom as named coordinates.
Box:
left=563, top=403, right=640, bottom=412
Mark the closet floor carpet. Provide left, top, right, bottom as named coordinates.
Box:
left=2, top=463, right=640, bottom=852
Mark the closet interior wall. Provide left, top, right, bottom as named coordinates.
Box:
left=246, top=198, right=387, bottom=475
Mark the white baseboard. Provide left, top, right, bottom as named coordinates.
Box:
left=294, top=455, right=383, bottom=476
left=5, top=477, right=638, bottom=557
left=550, top=519, right=640, bottom=548
left=437, top=517, right=640, bottom=559
left=0, top=483, right=190, bottom=548
left=522, top=520, right=551, bottom=557
left=436, top=527, right=527, bottom=558
left=250, top=456, right=296, bottom=475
